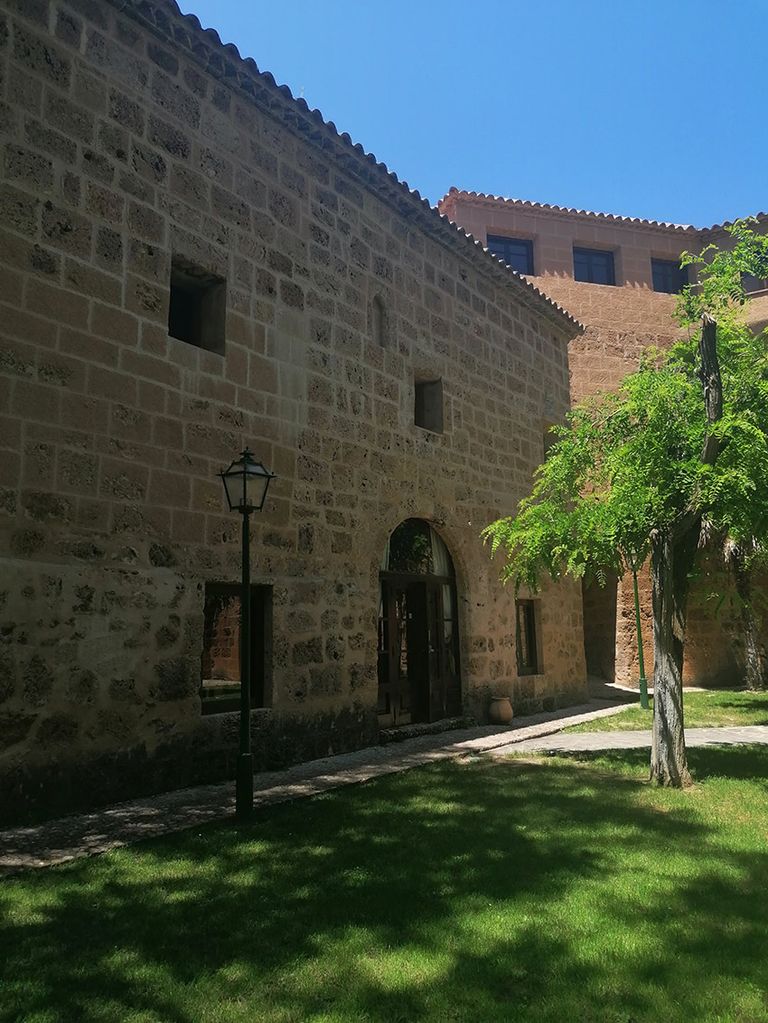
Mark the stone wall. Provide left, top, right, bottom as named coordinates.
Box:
left=440, top=190, right=768, bottom=688
left=0, top=0, right=586, bottom=820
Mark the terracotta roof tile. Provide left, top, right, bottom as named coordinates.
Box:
left=441, top=188, right=768, bottom=237
left=118, top=0, right=581, bottom=333
left=439, top=188, right=696, bottom=232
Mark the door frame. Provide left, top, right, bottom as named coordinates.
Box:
left=377, top=569, right=461, bottom=728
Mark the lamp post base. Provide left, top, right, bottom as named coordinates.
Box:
left=235, top=752, right=254, bottom=819
left=639, top=674, right=650, bottom=710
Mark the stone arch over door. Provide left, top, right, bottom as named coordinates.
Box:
left=377, top=518, right=462, bottom=727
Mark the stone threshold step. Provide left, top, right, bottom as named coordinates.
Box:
left=379, top=716, right=476, bottom=744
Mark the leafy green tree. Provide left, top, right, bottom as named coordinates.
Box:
left=486, top=221, right=768, bottom=785
left=678, top=223, right=768, bottom=690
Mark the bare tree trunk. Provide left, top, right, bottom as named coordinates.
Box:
left=650, top=528, right=695, bottom=787
left=732, top=549, right=766, bottom=691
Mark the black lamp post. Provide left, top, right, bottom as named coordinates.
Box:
left=218, top=448, right=275, bottom=820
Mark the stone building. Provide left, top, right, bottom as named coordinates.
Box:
left=0, top=0, right=587, bottom=820
left=439, top=189, right=768, bottom=687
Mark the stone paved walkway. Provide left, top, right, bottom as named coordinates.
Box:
left=498, top=724, right=768, bottom=754
left=0, top=699, right=629, bottom=875
left=5, top=701, right=764, bottom=877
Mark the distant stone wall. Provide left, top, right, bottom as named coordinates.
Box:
left=0, top=0, right=586, bottom=820
left=440, top=192, right=768, bottom=689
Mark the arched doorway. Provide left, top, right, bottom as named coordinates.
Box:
left=377, top=519, right=462, bottom=727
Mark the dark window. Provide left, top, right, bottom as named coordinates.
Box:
left=652, top=258, right=688, bottom=294
left=169, top=257, right=226, bottom=354
left=742, top=272, right=768, bottom=294
left=415, top=378, right=443, bottom=433
left=573, top=247, right=616, bottom=286
left=201, top=583, right=272, bottom=714
left=516, top=599, right=541, bottom=675
left=371, top=294, right=388, bottom=345
left=487, top=235, right=534, bottom=275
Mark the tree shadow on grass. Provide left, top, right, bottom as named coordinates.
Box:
left=1, top=757, right=768, bottom=1022
left=714, top=696, right=768, bottom=725
left=546, top=743, right=768, bottom=783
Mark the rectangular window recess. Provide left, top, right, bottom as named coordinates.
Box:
left=201, top=583, right=272, bottom=714
left=168, top=257, right=226, bottom=355
left=516, top=598, right=542, bottom=675
left=414, top=378, right=444, bottom=433
left=652, top=258, right=688, bottom=294
left=573, top=246, right=616, bottom=286
left=486, top=235, right=534, bottom=275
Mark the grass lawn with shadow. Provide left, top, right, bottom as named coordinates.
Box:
left=2, top=746, right=768, bottom=1023
left=565, top=687, right=768, bottom=733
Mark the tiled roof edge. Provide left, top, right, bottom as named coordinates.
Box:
left=441, top=188, right=768, bottom=237
left=701, top=212, right=768, bottom=233
left=439, top=188, right=697, bottom=233
left=108, top=0, right=582, bottom=335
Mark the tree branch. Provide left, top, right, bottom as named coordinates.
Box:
left=699, top=312, right=723, bottom=464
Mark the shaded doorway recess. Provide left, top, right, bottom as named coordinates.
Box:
left=377, top=519, right=462, bottom=727
left=582, top=575, right=617, bottom=682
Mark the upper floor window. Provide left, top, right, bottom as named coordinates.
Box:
left=487, top=235, right=534, bottom=275
left=168, top=256, right=226, bottom=354
left=742, top=272, right=768, bottom=294
left=652, top=258, right=688, bottom=294
left=414, top=378, right=444, bottom=434
left=573, top=247, right=616, bottom=286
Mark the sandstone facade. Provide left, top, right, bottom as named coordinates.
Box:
left=0, top=0, right=587, bottom=821
left=440, top=189, right=768, bottom=688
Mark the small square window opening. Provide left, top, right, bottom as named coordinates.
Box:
left=169, top=257, right=226, bottom=354
left=415, top=378, right=444, bottom=433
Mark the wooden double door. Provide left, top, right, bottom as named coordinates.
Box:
left=377, top=573, right=461, bottom=728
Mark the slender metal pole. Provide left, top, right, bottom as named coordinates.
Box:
left=632, top=568, right=650, bottom=710
left=236, top=507, right=254, bottom=819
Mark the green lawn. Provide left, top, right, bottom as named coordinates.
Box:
left=3, top=747, right=768, bottom=1023
left=564, top=687, right=768, bottom=732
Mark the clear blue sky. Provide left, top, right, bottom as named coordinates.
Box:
left=179, top=0, right=765, bottom=227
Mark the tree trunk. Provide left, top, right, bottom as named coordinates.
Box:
left=732, top=549, right=766, bottom=691
left=649, top=528, right=696, bottom=787
left=648, top=313, right=723, bottom=787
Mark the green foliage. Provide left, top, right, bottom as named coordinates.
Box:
left=483, top=352, right=706, bottom=590
left=4, top=753, right=768, bottom=1023
left=485, top=220, right=768, bottom=592
left=677, top=219, right=768, bottom=326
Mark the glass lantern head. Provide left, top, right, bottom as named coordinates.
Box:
left=219, top=448, right=275, bottom=512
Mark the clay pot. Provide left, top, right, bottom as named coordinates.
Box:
left=488, top=695, right=513, bottom=725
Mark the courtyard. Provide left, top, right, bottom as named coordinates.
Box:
left=2, top=689, right=768, bottom=1023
